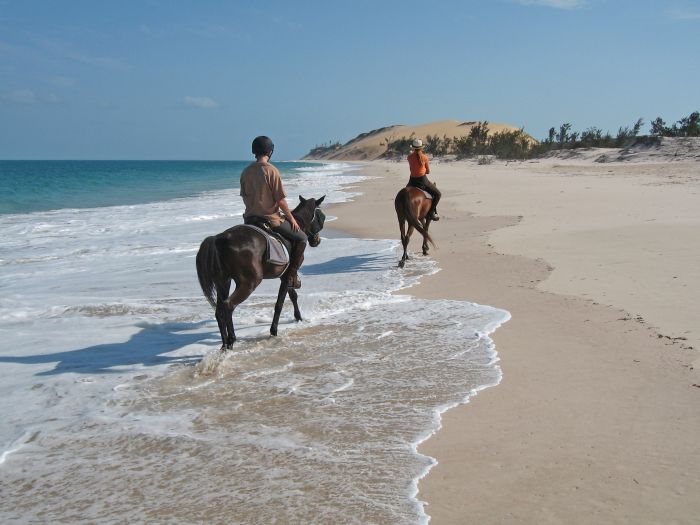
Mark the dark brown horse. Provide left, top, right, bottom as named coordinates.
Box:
left=196, top=195, right=325, bottom=349
left=394, top=187, right=435, bottom=268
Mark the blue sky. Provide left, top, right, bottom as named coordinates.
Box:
left=1, top=0, right=698, bottom=160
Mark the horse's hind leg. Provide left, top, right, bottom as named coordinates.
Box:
left=398, top=219, right=410, bottom=268
left=422, top=218, right=432, bottom=256
left=400, top=225, right=414, bottom=267
left=215, top=282, right=232, bottom=349
left=222, top=279, right=259, bottom=348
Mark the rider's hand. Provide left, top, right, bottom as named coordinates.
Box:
left=290, top=218, right=301, bottom=232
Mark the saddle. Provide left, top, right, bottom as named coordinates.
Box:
left=239, top=221, right=290, bottom=267
left=407, top=185, right=433, bottom=200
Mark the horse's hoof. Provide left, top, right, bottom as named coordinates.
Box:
left=398, top=261, right=405, bottom=268
left=294, top=315, right=302, bottom=322
left=270, top=327, right=278, bottom=337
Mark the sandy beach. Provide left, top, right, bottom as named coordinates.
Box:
left=328, top=154, right=700, bottom=523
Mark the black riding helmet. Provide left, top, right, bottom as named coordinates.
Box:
left=252, top=136, right=274, bottom=158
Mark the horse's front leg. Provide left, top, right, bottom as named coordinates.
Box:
left=270, top=279, right=288, bottom=336
left=288, top=288, right=302, bottom=322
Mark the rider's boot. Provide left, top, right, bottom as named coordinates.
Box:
left=428, top=207, right=440, bottom=221
left=286, top=241, right=306, bottom=289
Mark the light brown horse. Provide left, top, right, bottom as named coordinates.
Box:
left=394, top=186, right=435, bottom=268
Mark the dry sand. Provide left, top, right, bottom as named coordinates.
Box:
left=327, top=153, right=700, bottom=524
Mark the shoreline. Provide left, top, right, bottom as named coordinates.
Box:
left=326, top=158, right=700, bottom=523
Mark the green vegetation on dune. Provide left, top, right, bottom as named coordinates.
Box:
left=305, top=112, right=699, bottom=160
left=532, top=111, right=699, bottom=155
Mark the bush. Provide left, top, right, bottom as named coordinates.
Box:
left=425, top=134, right=452, bottom=156
left=615, top=118, right=644, bottom=147
left=452, top=135, right=475, bottom=158
left=649, top=111, right=699, bottom=137
left=488, top=128, right=531, bottom=159
left=382, top=133, right=415, bottom=156
left=469, top=121, right=490, bottom=154
left=678, top=111, right=700, bottom=136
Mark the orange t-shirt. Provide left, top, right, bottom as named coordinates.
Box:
left=408, top=151, right=430, bottom=177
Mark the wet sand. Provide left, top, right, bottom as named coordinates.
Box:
left=327, top=157, right=700, bottom=524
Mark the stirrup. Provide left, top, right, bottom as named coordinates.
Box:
left=429, top=211, right=440, bottom=221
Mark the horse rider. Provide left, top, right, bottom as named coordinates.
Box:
left=406, top=138, right=441, bottom=220
left=239, top=136, right=306, bottom=289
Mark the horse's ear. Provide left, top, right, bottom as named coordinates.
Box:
left=316, top=195, right=325, bottom=206
left=299, top=196, right=306, bottom=204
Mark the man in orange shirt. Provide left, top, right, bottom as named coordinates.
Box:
left=407, top=139, right=441, bottom=220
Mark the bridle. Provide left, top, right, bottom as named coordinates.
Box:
left=307, top=208, right=325, bottom=247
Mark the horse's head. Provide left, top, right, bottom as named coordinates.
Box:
left=295, top=195, right=326, bottom=247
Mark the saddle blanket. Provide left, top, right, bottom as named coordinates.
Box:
left=239, top=224, right=289, bottom=267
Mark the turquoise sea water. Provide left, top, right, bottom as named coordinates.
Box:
left=0, top=160, right=317, bottom=214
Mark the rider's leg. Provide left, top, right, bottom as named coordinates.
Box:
left=272, top=220, right=307, bottom=289
left=285, top=241, right=306, bottom=289
left=423, top=177, right=441, bottom=220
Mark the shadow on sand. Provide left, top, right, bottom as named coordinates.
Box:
left=302, top=252, right=393, bottom=276
left=0, top=321, right=210, bottom=376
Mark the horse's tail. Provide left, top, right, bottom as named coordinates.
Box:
left=196, top=235, right=223, bottom=309
left=395, top=187, right=435, bottom=247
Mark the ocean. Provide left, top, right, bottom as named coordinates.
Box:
left=0, top=160, right=509, bottom=524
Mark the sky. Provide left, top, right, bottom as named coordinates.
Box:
left=1, top=0, right=699, bottom=160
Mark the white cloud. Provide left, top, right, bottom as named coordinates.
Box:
left=184, top=96, right=219, bottom=109
left=3, top=89, right=37, bottom=104
left=515, top=0, right=586, bottom=8
left=1, top=89, right=61, bottom=105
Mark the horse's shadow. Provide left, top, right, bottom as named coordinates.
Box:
left=0, top=321, right=210, bottom=376
left=303, top=252, right=392, bottom=276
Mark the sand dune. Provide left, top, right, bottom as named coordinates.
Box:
left=304, top=120, right=532, bottom=160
